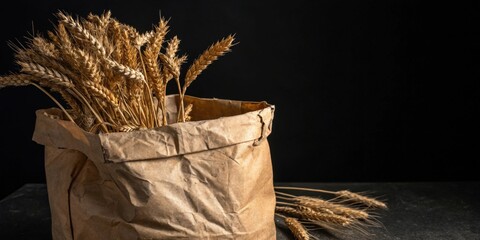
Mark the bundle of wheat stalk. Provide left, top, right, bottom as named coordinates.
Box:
left=0, top=11, right=234, bottom=133
left=275, top=186, right=387, bottom=239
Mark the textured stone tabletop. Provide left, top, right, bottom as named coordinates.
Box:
left=1, top=182, right=479, bottom=239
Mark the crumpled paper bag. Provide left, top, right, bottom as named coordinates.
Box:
left=32, top=95, right=276, bottom=240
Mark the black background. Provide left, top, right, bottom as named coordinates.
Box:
left=0, top=0, right=479, bottom=199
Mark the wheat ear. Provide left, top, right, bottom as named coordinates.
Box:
left=18, top=62, right=74, bottom=88
left=143, top=50, right=163, bottom=93
left=87, top=10, right=111, bottom=31
left=285, top=217, right=310, bottom=240
left=57, top=12, right=107, bottom=57
left=296, top=196, right=369, bottom=219
left=109, top=20, right=124, bottom=63
left=118, top=124, right=139, bottom=132
left=0, top=74, right=31, bottom=88
left=146, top=18, right=169, bottom=58
left=297, top=206, right=353, bottom=226
left=15, top=45, right=78, bottom=84
left=135, top=30, right=154, bottom=48
left=84, top=81, right=118, bottom=107
left=182, top=35, right=234, bottom=95
left=106, top=59, right=145, bottom=82
left=0, top=74, right=75, bottom=123
left=335, top=191, right=387, bottom=209
left=74, top=48, right=102, bottom=83
left=31, top=37, right=58, bottom=58
left=120, top=26, right=138, bottom=68
left=166, top=36, right=180, bottom=59
left=276, top=206, right=353, bottom=227
left=184, top=103, right=193, bottom=121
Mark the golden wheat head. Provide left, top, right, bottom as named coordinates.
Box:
left=336, top=190, right=387, bottom=209
left=0, top=74, right=32, bottom=89
left=183, top=35, right=235, bottom=94
left=296, top=196, right=369, bottom=219
left=285, top=217, right=310, bottom=240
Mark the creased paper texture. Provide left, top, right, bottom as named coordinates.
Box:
left=33, top=95, right=276, bottom=240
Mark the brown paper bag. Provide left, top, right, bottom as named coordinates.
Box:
left=32, top=95, right=276, bottom=240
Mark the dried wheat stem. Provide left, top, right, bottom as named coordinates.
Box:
left=114, top=106, right=129, bottom=125
left=127, top=96, right=142, bottom=122
left=276, top=201, right=297, bottom=207
left=119, top=99, right=140, bottom=126
left=276, top=195, right=296, bottom=202
left=69, top=88, right=109, bottom=133
left=91, top=98, right=116, bottom=130
left=58, top=89, right=81, bottom=115
left=274, top=186, right=335, bottom=194
left=30, top=83, right=75, bottom=123
left=176, top=76, right=185, bottom=122
left=275, top=191, right=296, bottom=199
left=88, top=121, right=116, bottom=133
left=137, top=103, right=148, bottom=128
left=138, top=49, right=158, bottom=127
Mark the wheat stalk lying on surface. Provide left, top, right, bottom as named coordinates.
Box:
left=335, top=190, right=387, bottom=209
left=276, top=206, right=353, bottom=226
left=284, top=217, right=312, bottom=240
left=0, top=11, right=235, bottom=133
left=296, top=196, right=369, bottom=219
left=275, top=186, right=386, bottom=238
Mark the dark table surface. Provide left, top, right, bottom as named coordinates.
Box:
left=1, top=182, right=479, bottom=239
